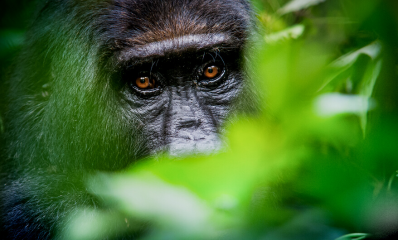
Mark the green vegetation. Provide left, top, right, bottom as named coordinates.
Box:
left=2, top=0, right=398, bottom=239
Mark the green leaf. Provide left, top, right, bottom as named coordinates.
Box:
left=278, top=0, right=326, bottom=15
left=265, top=24, right=305, bottom=43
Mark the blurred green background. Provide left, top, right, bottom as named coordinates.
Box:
left=2, top=0, right=398, bottom=240
left=0, top=0, right=39, bottom=135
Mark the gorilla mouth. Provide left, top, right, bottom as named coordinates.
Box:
left=166, top=135, right=223, bottom=157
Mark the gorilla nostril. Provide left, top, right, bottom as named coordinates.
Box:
left=177, top=118, right=201, bottom=129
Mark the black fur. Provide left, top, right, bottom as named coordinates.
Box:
left=0, top=0, right=254, bottom=239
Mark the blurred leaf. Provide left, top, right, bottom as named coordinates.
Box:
left=278, top=0, right=326, bottom=15
left=314, top=93, right=375, bottom=117
left=335, top=233, right=369, bottom=240
left=90, top=173, right=219, bottom=237
left=63, top=209, right=133, bottom=240
left=332, top=42, right=381, bottom=69
left=320, top=42, right=381, bottom=92
left=319, top=42, right=382, bottom=135
left=357, top=58, right=381, bottom=135
left=258, top=12, right=288, bottom=33
left=265, top=24, right=305, bottom=43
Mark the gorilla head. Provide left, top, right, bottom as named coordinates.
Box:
left=1, top=0, right=255, bottom=239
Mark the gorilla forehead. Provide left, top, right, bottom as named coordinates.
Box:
left=108, top=0, right=251, bottom=46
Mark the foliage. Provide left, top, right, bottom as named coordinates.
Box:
left=2, top=0, right=398, bottom=239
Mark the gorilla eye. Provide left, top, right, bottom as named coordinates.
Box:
left=204, top=66, right=220, bottom=78
left=135, top=77, right=157, bottom=89
left=127, top=72, right=163, bottom=97
left=197, top=63, right=226, bottom=87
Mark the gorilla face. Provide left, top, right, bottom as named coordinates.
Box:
left=118, top=34, right=244, bottom=156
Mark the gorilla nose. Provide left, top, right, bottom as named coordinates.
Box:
left=165, top=88, right=222, bottom=156
left=167, top=114, right=221, bottom=156
left=176, top=117, right=201, bottom=129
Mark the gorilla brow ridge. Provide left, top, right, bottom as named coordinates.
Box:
left=118, top=33, right=232, bottom=62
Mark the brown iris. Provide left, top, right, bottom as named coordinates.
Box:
left=204, top=65, right=219, bottom=78
left=135, top=77, right=156, bottom=89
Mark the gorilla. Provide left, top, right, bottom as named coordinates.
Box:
left=0, top=0, right=255, bottom=239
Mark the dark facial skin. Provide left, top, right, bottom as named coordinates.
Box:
left=118, top=34, right=244, bottom=156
